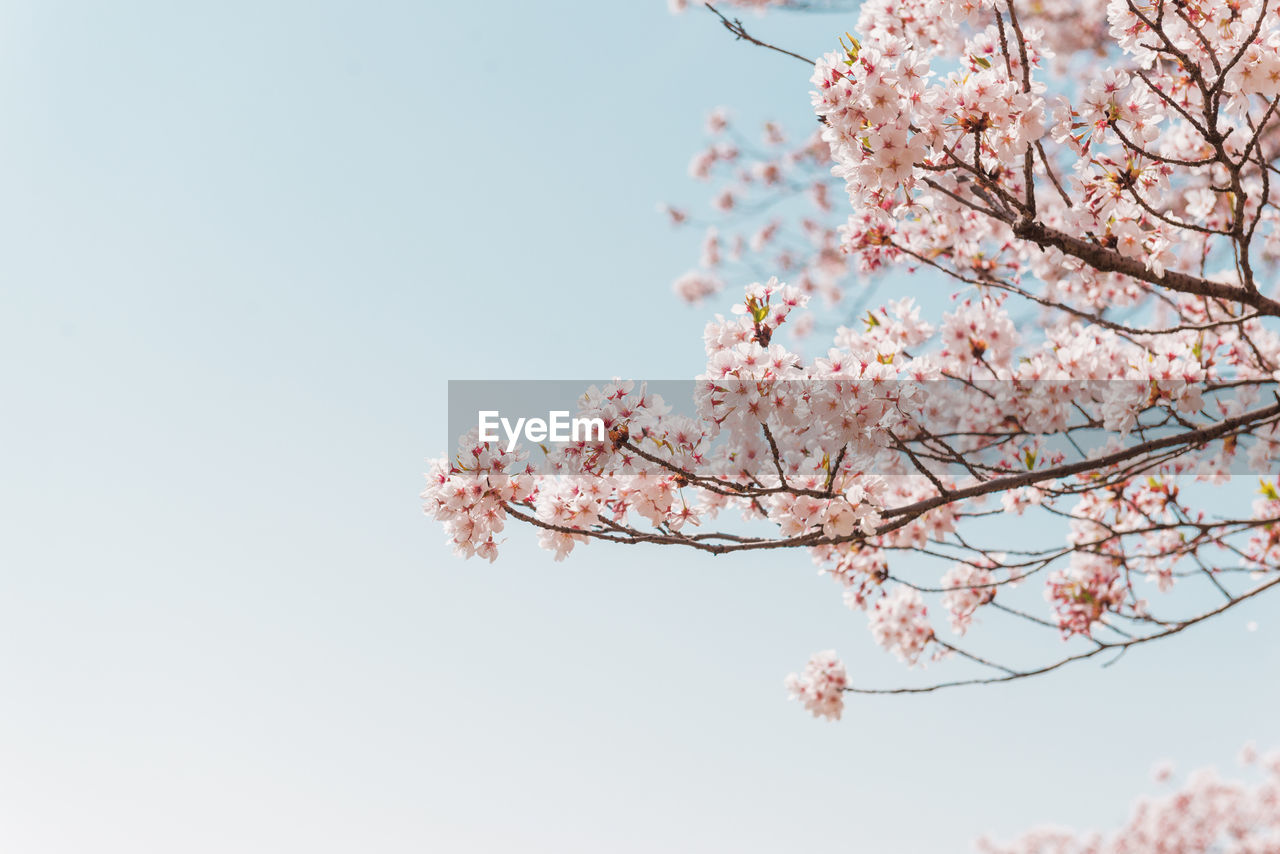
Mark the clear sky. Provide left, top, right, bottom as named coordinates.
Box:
left=1, top=1, right=1277, bottom=852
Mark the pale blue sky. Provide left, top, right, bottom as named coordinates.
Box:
left=1, top=1, right=1277, bottom=852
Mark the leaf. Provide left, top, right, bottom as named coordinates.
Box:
left=839, top=32, right=861, bottom=65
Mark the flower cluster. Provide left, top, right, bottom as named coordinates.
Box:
left=940, top=560, right=998, bottom=635
left=784, top=649, right=848, bottom=720
left=422, top=432, right=534, bottom=563
left=868, top=586, right=935, bottom=664
left=980, top=746, right=1280, bottom=854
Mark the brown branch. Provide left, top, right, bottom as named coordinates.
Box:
left=845, top=574, right=1280, bottom=694
left=703, top=3, right=815, bottom=66
left=1011, top=218, right=1280, bottom=316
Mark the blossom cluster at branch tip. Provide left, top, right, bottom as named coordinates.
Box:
left=785, top=650, right=848, bottom=720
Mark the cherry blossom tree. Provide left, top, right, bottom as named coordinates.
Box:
left=978, top=746, right=1280, bottom=854
left=425, top=0, right=1280, bottom=718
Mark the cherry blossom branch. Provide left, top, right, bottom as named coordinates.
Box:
left=844, top=574, right=1280, bottom=695
left=703, top=4, right=815, bottom=66
left=1012, top=218, right=1280, bottom=315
